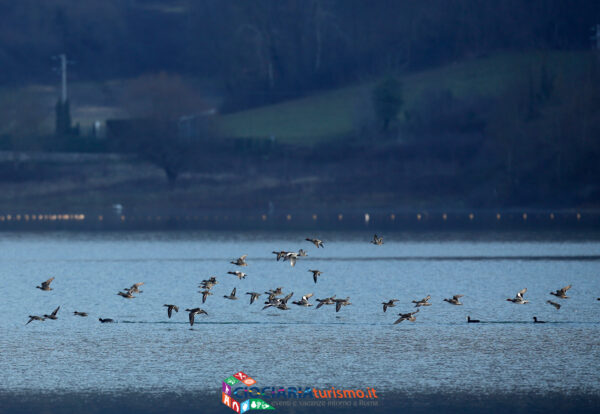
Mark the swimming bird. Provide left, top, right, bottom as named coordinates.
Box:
left=73, top=311, right=88, bottom=317
left=227, top=271, right=247, bottom=280
left=200, top=290, right=213, bottom=303
left=36, top=277, right=55, bottom=291
left=309, top=269, right=322, bottom=284
left=533, top=316, right=545, bottom=323
left=443, top=294, right=464, bottom=305
left=26, top=315, right=45, bottom=324
left=394, top=310, right=419, bottom=324
left=315, top=295, right=336, bottom=309
left=546, top=300, right=561, bottom=310
left=185, top=308, right=208, bottom=326
left=292, top=293, right=314, bottom=307
left=371, top=234, right=383, bottom=245
left=164, top=304, right=179, bottom=318
left=550, top=285, right=571, bottom=299
left=43, top=306, right=60, bottom=320
left=382, top=299, right=399, bottom=312
left=334, top=297, right=351, bottom=312
left=466, top=315, right=480, bottom=323
left=224, top=288, right=238, bottom=300
left=412, top=295, right=432, bottom=307
left=98, top=318, right=114, bottom=323
left=117, top=291, right=135, bottom=299
left=306, top=238, right=324, bottom=248
left=246, top=292, right=261, bottom=304
left=506, top=288, right=529, bottom=304
left=231, top=254, right=248, bottom=267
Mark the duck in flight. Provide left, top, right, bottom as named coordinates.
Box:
left=73, top=311, right=88, bottom=317
left=185, top=308, right=207, bottom=326
left=283, top=250, right=307, bottom=267
left=26, top=315, right=45, bottom=324
left=305, top=238, right=324, bottom=248
left=227, top=271, right=247, bottom=280
left=199, top=277, right=218, bottom=290
left=272, top=251, right=288, bottom=261
left=231, top=255, right=248, bottom=267
left=550, top=285, right=571, bottom=299
left=308, top=269, right=322, bottom=284
left=200, top=290, right=213, bottom=303
left=466, top=315, right=480, bottom=323
left=546, top=300, right=561, bottom=310
left=381, top=299, right=399, bottom=312
left=334, top=297, right=351, bottom=312
left=263, top=292, right=293, bottom=310
left=292, top=293, right=314, bottom=307
left=506, top=288, right=529, bottom=304
left=371, top=234, right=383, bottom=245
left=36, top=277, right=55, bottom=291
left=412, top=295, right=432, bottom=307
left=164, top=304, right=179, bottom=318
left=443, top=294, right=464, bottom=305
left=394, top=310, right=419, bottom=324
left=533, top=316, right=545, bottom=323
left=124, top=282, right=144, bottom=294
left=117, top=290, right=136, bottom=299
left=246, top=292, right=261, bottom=304
left=315, top=295, right=336, bottom=309
left=43, top=306, right=60, bottom=320
left=224, top=288, right=238, bottom=300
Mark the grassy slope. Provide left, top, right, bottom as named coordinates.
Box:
left=217, top=51, right=588, bottom=144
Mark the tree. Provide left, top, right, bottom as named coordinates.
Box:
left=120, top=72, right=213, bottom=186
left=372, top=76, right=403, bottom=132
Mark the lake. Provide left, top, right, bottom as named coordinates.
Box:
left=0, top=231, right=599, bottom=413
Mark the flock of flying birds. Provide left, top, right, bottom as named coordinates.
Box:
left=26, top=234, right=599, bottom=327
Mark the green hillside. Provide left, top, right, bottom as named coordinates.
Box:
left=217, top=51, right=588, bottom=144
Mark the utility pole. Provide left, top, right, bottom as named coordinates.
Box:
left=59, top=53, right=68, bottom=103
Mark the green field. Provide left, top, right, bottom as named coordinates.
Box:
left=217, top=51, right=589, bottom=144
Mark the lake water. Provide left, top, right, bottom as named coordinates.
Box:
left=1, top=231, right=599, bottom=412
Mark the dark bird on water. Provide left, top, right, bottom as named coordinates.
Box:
left=36, top=277, right=55, bottom=291
left=73, top=311, right=88, bottom=317
left=185, top=308, right=208, bottom=326
left=309, top=269, right=322, bottom=284
left=246, top=292, right=261, bottom=304
left=99, top=318, right=114, bottom=323
left=231, top=255, right=248, bottom=267
left=443, top=294, right=464, bottom=305
left=550, top=285, right=571, bottom=299
left=533, top=316, right=546, bottom=323
left=306, top=238, right=324, bottom=248
left=164, top=304, right=179, bottom=318
left=466, top=316, right=480, bottom=323
left=43, top=306, right=60, bottom=320
left=382, top=299, right=399, bottom=312
left=371, top=234, right=383, bottom=245
left=224, top=288, right=238, bottom=300
left=394, top=310, right=419, bottom=324
left=547, top=300, right=561, bottom=310
left=26, top=315, right=45, bottom=324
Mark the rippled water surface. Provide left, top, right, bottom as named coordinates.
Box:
left=1, top=231, right=599, bottom=395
